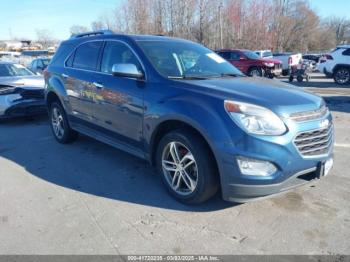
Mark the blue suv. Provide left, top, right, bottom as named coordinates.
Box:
left=45, top=31, right=334, bottom=204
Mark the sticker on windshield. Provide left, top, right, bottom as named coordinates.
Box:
left=13, top=64, right=25, bottom=69
left=206, top=53, right=226, bottom=64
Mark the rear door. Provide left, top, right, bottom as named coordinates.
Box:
left=64, top=41, right=103, bottom=123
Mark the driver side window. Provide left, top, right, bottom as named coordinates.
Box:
left=179, top=50, right=199, bottom=71
left=101, top=41, right=142, bottom=74
left=230, top=52, right=241, bottom=61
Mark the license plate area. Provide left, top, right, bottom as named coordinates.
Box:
left=316, top=158, right=333, bottom=178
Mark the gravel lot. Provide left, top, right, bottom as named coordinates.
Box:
left=0, top=73, right=349, bottom=255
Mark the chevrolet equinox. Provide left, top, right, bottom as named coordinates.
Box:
left=45, top=31, right=334, bottom=204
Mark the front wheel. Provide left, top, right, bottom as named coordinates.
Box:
left=156, top=129, right=218, bottom=204
left=248, top=67, right=263, bottom=77
left=334, top=67, right=350, bottom=85
left=50, top=102, right=78, bottom=143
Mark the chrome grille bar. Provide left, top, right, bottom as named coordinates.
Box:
left=294, top=124, right=333, bottom=157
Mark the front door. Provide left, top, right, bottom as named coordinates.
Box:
left=91, top=41, right=145, bottom=148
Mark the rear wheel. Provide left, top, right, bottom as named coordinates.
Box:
left=297, top=75, right=303, bottom=82
left=49, top=102, right=78, bottom=143
left=334, top=67, right=350, bottom=85
left=156, top=129, right=218, bottom=204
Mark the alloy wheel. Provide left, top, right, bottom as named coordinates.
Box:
left=161, top=141, right=198, bottom=196
left=335, top=69, right=350, bottom=84
left=51, top=107, right=65, bottom=139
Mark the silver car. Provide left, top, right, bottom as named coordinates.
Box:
left=0, top=62, right=46, bottom=119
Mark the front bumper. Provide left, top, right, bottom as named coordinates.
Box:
left=217, top=113, right=334, bottom=203
left=271, top=67, right=282, bottom=76
left=0, top=90, right=46, bottom=119
left=224, top=163, right=331, bottom=202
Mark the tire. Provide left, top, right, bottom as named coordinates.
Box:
left=333, top=67, right=350, bottom=85
left=288, top=76, right=294, bottom=82
left=297, top=75, right=303, bottom=82
left=156, top=129, right=218, bottom=204
left=49, top=102, right=78, bottom=144
left=248, top=67, right=263, bottom=77
left=282, top=69, right=290, bottom=76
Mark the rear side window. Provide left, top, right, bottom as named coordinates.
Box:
left=72, top=41, right=103, bottom=71
left=218, top=52, right=231, bottom=60
left=342, top=49, right=350, bottom=56
left=230, top=52, right=241, bottom=60
left=50, top=43, right=75, bottom=67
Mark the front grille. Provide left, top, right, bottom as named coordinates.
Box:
left=273, top=64, right=282, bottom=69
left=294, top=124, right=333, bottom=157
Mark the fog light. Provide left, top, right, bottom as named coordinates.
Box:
left=237, top=157, right=277, bottom=176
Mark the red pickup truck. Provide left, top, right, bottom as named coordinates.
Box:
left=216, top=49, right=282, bottom=78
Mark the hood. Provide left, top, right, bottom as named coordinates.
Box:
left=0, top=75, right=44, bottom=88
left=180, top=77, right=323, bottom=117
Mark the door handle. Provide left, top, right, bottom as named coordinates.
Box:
left=93, top=82, right=104, bottom=89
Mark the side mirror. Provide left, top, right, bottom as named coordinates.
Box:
left=112, top=64, right=144, bottom=79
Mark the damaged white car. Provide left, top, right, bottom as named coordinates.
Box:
left=0, top=62, right=46, bottom=119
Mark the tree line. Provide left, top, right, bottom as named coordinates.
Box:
left=68, top=0, right=350, bottom=52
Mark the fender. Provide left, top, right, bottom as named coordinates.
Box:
left=46, top=75, right=71, bottom=114
left=144, top=93, right=241, bottom=163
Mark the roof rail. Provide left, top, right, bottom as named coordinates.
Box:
left=70, top=30, right=114, bottom=39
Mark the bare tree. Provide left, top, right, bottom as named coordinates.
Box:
left=92, top=0, right=348, bottom=52
left=69, top=25, right=89, bottom=36
left=36, top=29, right=55, bottom=48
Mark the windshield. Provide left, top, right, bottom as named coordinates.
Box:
left=263, top=51, right=272, bottom=57
left=0, top=64, right=34, bottom=77
left=243, top=50, right=260, bottom=59
left=137, top=40, right=244, bottom=79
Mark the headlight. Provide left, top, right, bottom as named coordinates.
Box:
left=263, top=62, right=274, bottom=67
left=224, top=100, right=287, bottom=135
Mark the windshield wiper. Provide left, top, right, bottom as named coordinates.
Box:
left=168, top=75, right=209, bottom=80
left=218, top=73, right=243, bottom=78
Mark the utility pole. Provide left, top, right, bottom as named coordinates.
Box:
left=218, top=2, right=223, bottom=49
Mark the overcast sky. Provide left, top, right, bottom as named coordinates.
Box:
left=0, top=0, right=349, bottom=41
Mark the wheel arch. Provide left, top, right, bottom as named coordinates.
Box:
left=46, top=76, right=69, bottom=110
left=149, top=119, right=220, bottom=179
left=333, top=64, right=350, bottom=73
